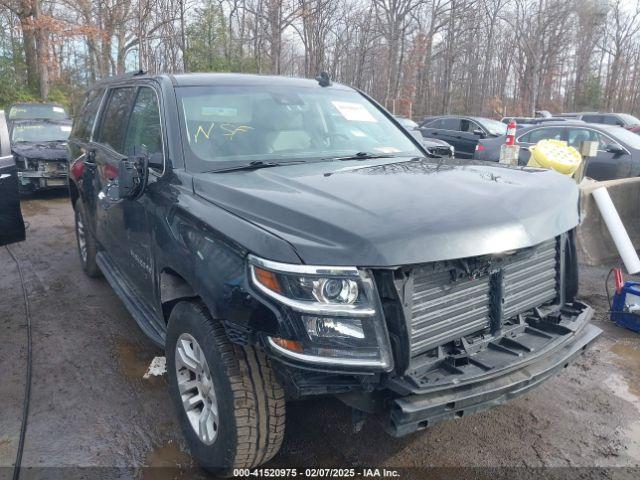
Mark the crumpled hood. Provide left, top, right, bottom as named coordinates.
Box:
left=193, top=157, right=580, bottom=267
left=12, top=142, right=68, bottom=161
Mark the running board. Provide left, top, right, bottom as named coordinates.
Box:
left=96, top=252, right=165, bottom=347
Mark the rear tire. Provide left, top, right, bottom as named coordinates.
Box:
left=166, top=301, right=285, bottom=476
left=74, top=201, right=101, bottom=278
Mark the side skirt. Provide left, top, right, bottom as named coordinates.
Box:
left=96, top=251, right=166, bottom=347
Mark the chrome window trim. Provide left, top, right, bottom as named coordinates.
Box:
left=267, top=336, right=390, bottom=369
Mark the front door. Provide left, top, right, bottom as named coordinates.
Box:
left=566, top=127, right=632, bottom=180
left=0, top=111, right=25, bottom=246
left=118, top=85, right=165, bottom=311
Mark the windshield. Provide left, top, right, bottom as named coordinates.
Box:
left=601, top=125, right=640, bottom=149
left=482, top=118, right=508, bottom=135
left=177, top=85, right=421, bottom=170
left=12, top=123, right=71, bottom=143
left=9, top=104, right=69, bottom=121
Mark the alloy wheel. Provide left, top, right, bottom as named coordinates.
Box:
left=175, top=333, right=220, bottom=445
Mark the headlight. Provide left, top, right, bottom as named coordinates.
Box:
left=248, top=255, right=393, bottom=371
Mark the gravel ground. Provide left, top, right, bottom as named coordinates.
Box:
left=1, top=192, right=639, bottom=478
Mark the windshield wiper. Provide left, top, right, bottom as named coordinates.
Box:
left=206, top=160, right=305, bottom=174
left=322, top=152, right=396, bottom=162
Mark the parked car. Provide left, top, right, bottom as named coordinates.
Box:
left=395, top=115, right=454, bottom=157
left=7, top=102, right=70, bottom=126
left=473, top=120, right=640, bottom=180
left=11, top=119, right=72, bottom=192
left=0, top=110, right=26, bottom=246
left=558, top=112, right=640, bottom=129
left=68, top=72, right=600, bottom=474
left=419, top=115, right=507, bottom=158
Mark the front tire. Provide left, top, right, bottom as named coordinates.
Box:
left=166, top=301, right=285, bottom=475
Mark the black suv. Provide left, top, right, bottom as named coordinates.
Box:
left=68, top=73, right=600, bottom=474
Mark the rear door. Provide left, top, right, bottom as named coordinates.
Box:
left=0, top=110, right=25, bottom=246
left=420, top=117, right=462, bottom=154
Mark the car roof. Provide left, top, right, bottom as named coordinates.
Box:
left=92, top=72, right=353, bottom=91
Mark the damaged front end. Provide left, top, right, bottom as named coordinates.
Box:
left=16, top=155, right=69, bottom=190
left=375, top=232, right=600, bottom=435
left=248, top=230, right=600, bottom=435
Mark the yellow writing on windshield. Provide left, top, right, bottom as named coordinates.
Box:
left=194, top=123, right=215, bottom=143
left=221, top=124, right=253, bottom=140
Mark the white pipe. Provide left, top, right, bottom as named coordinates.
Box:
left=592, top=186, right=640, bottom=274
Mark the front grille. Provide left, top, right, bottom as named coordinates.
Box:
left=503, top=240, right=558, bottom=318
left=409, top=238, right=559, bottom=358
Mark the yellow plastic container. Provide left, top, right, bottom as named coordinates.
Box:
left=527, top=139, right=582, bottom=176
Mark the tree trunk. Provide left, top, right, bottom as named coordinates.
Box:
left=18, top=1, right=38, bottom=93
left=33, top=0, right=49, bottom=99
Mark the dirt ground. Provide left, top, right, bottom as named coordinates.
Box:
left=1, top=192, right=640, bottom=479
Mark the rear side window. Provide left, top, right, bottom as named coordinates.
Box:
left=422, top=118, right=460, bottom=130
left=439, top=117, right=461, bottom=130
left=519, top=127, right=565, bottom=144
left=97, top=87, right=135, bottom=153
left=72, top=89, right=104, bottom=141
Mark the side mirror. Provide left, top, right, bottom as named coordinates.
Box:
left=473, top=128, right=485, bottom=138
left=605, top=144, right=625, bottom=155
left=118, top=154, right=148, bottom=199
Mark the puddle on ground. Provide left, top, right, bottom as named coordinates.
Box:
left=142, top=441, right=196, bottom=480
left=114, top=337, right=164, bottom=387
